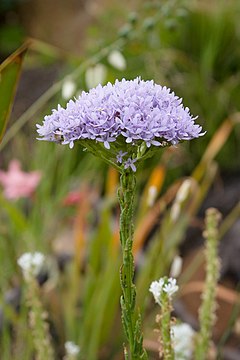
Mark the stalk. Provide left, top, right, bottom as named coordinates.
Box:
left=26, top=276, right=55, bottom=360
left=194, top=208, right=221, bottom=359
left=118, top=171, right=147, bottom=360
left=158, top=293, right=174, bottom=360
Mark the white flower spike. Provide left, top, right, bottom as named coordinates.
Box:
left=149, top=277, right=179, bottom=305
left=172, top=323, right=195, bottom=359
left=85, top=64, right=107, bottom=89
left=18, top=252, right=45, bottom=280
left=65, top=341, right=80, bottom=356
left=170, top=255, right=183, bottom=278
left=62, top=79, right=77, bottom=100
left=108, top=50, right=127, bottom=71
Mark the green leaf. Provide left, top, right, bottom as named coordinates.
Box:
left=0, top=194, right=28, bottom=231
left=0, top=41, right=29, bottom=143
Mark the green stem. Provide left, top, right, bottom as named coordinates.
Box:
left=194, top=208, right=221, bottom=360
left=118, top=171, right=147, bottom=360
left=159, top=294, right=174, bottom=360
left=26, top=276, right=55, bottom=360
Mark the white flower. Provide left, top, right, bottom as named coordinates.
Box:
left=62, top=79, right=77, bottom=100
left=170, top=179, right=192, bottom=222
left=85, top=64, right=107, bottom=89
left=172, top=323, right=195, bottom=359
left=175, top=179, right=192, bottom=203
left=170, top=255, right=183, bottom=278
left=170, top=203, right=181, bottom=222
left=149, top=277, right=178, bottom=305
left=149, top=279, right=164, bottom=305
left=108, top=50, right=126, bottom=71
left=163, top=278, right=179, bottom=297
left=18, top=252, right=45, bottom=280
left=65, top=341, right=80, bottom=356
left=147, top=185, right=158, bottom=207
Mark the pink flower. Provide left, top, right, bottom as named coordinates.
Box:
left=0, top=160, right=42, bottom=200
left=63, top=191, right=82, bottom=206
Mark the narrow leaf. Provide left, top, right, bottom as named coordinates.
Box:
left=0, top=41, right=30, bottom=142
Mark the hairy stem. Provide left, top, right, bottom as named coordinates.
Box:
left=26, top=276, right=55, bottom=360
left=194, top=208, right=221, bottom=360
left=118, top=171, right=147, bottom=360
left=158, top=293, right=174, bottom=360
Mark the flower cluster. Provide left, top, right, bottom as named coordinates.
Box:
left=149, top=277, right=179, bottom=305
left=37, top=78, right=204, bottom=171
left=172, top=323, right=195, bottom=359
left=18, top=252, right=45, bottom=280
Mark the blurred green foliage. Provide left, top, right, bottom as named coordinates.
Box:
left=0, top=24, right=25, bottom=54
left=0, top=0, right=26, bottom=57
left=0, top=0, right=240, bottom=359
left=0, top=42, right=28, bottom=141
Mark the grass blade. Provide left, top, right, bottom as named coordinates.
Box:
left=0, top=41, right=29, bottom=143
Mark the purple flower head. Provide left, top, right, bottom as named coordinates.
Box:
left=37, top=78, right=205, bottom=171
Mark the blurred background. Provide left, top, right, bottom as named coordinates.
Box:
left=0, top=0, right=240, bottom=359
